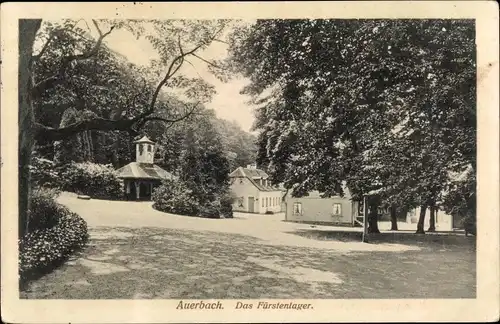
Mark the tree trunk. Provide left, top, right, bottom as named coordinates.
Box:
left=416, top=204, right=427, bottom=234
left=367, top=199, right=380, bottom=233
left=390, top=204, right=398, bottom=230
left=428, top=205, right=436, bottom=232
left=18, top=19, right=42, bottom=237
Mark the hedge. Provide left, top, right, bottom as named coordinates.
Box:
left=29, top=156, right=62, bottom=189
left=59, top=162, right=123, bottom=200
left=19, top=189, right=89, bottom=285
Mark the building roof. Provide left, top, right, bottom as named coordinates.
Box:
left=284, top=182, right=352, bottom=200
left=229, top=166, right=269, bottom=179
left=229, top=166, right=281, bottom=192
left=133, top=136, right=155, bottom=144
left=116, top=162, right=176, bottom=180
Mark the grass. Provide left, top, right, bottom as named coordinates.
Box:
left=21, top=226, right=476, bottom=299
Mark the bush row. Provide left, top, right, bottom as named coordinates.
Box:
left=19, top=189, right=89, bottom=283
left=59, top=162, right=123, bottom=199
left=152, top=179, right=233, bottom=218
left=30, top=157, right=123, bottom=200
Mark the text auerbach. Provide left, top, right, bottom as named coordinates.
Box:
left=176, top=300, right=224, bottom=310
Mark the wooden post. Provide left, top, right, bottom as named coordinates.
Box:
left=135, top=181, right=140, bottom=200
left=362, top=195, right=369, bottom=243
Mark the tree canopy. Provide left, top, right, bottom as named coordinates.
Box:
left=226, top=19, right=476, bottom=232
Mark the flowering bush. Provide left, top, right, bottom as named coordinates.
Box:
left=29, top=156, right=62, bottom=189
left=19, top=189, right=89, bottom=283
left=152, top=179, right=201, bottom=216
left=198, top=192, right=234, bottom=218
left=152, top=179, right=233, bottom=219
left=60, top=162, right=123, bottom=200
left=28, top=188, right=64, bottom=231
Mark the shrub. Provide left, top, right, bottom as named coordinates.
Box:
left=29, top=156, right=62, bottom=189
left=152, top=179, right=200, bottom=216
left=60, top=162, right=123, bottom=200
left=152, top=179, right=234, bottom=218
left=19, top=189, right=89, bottom=284
left=202, top=192, right=234, bottom=218
left=265, top=211, right=274, bottom=215
left=27, top=188, right=64, bottom=232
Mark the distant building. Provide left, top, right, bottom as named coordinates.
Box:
left=229, top=164, right=284, bottom=214
left=284, top=187, right=454, bottom=230
left=116, top=136, right=175, bottom=201
left=284, top=186, right=363, bottom=226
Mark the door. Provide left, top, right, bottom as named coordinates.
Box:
left=248, top=197, right=255, bottom=213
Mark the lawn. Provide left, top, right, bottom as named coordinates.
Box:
left=21, top=225, right=476, bottom=299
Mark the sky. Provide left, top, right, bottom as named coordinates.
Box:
left=99, top=22, right=257, bottom=133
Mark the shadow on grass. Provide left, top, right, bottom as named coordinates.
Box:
left=19, top=243, right=88, bottom=291
left=21, top=226, right=476, bottom=299
left=288, top=229, right=476, bottom=250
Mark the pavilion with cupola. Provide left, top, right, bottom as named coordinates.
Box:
left=116, top=136, right=175, bottom=201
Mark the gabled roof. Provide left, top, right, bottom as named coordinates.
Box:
left=229, top=167, right=269, bottom=179
left=229, top=167, right=281, bottom=192
left=116, top=162, right=176, bottom=180
left=284, top=182, right=353, bottom=200
left=134, top=136, right=155, bottom=144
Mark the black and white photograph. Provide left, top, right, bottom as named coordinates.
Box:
left=1, top=1, right=499, bottom=323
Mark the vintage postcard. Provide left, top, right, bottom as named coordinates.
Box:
left=1, top=1, right=499, bottom=323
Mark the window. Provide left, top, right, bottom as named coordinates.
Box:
left=293, top=202, right=302, bottom=216
left=237, top=197, right=244, bottom=208
left=262, top=198, right=264, bottom=207
left=139, top=143, right=144, bottom=155
left=147, top=144, right=152, bottom=152
left=265, top=197, right=268, bottom=207
left=332, top=203, right=342, bottom=216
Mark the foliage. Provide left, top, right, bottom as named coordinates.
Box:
left=59, top=162, right=123, bottom=199
left=226, top=19, right=476, bottom=231
left=442, top=167, right=476, bottom=225
left=27, top=188, right=64, bottom=231
left=19, top=189, right=88, bottom=281
left=198, top=192, right=234, bottom=218
left=152, top=178, right=234, bottom=219
left=152, top=178, right=201, bottom=216
left=29, top=156, right=62, bottom=189
left=179, top=115, right=232, bottom=205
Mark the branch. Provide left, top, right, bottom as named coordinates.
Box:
left=33, top=19, right=85, bottom=62
left=33, top=32, right=56, bottom=62
left=184, top=59, right=203, bottom=79
left=32, top=20, right=115, bottom=97
left=34, top=117, right=136, bottom=142
left=143, top=24, right=227, bottom=120
left=191, top=53, right=224, bottom=69
left=135, top=101, right=200, bottom=130
left=213, top=38, right=229, bottom=45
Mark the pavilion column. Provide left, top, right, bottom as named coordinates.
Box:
left=135, top=181, right=140, bottom=200
left=126, top=181, right=130, bottom=194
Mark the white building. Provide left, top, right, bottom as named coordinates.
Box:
left=229, top=165, right=284, bottom=214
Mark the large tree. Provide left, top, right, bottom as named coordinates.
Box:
left=226, top=19, right=475, bottom=234
left=19, top=18, right=230, bottom=236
